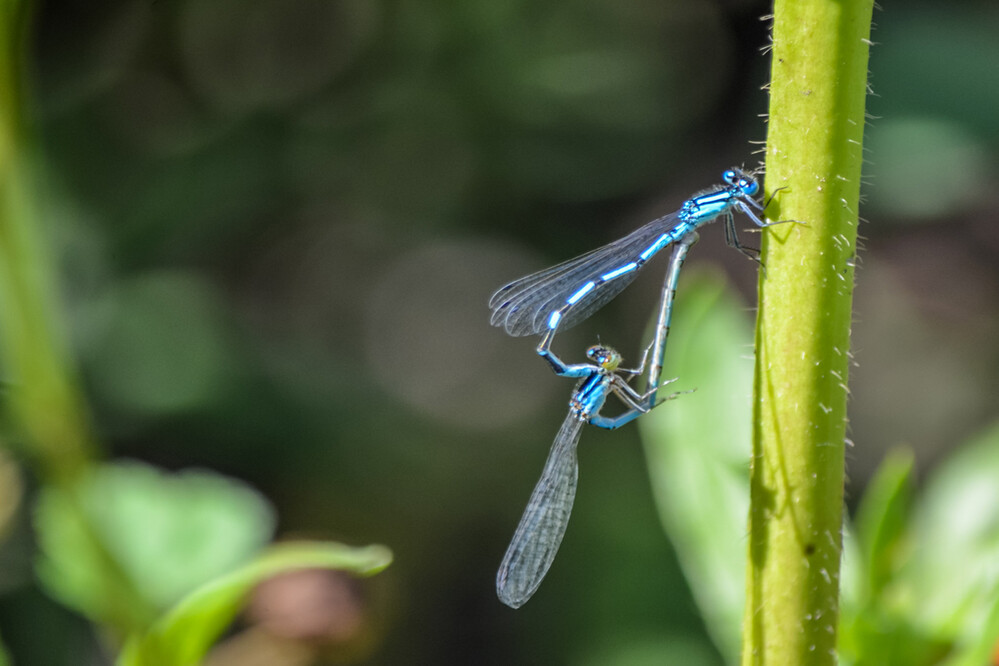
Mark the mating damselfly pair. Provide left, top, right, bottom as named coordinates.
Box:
left=490, top=168, right=782, bottom=608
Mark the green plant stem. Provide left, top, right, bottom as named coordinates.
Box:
left=0, top=0, right=96, bottom=482
left=0, top=6, right=172, bottom=642
left=743, top=1, right=874, bottom=664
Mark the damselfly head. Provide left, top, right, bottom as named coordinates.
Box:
left=723, top=168, right=759, bottom=198
left=586, top=345, right=621, bottom=371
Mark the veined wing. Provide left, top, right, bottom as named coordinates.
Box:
left=489, top=211, right=684, bottom=337
left=496, top=414, right=585, bottom=608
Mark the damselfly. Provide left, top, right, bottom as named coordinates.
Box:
left=490, top=168, right=775, bottom=345
left=496, top=331, right=681, bottom=608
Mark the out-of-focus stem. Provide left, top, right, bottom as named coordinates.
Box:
left=0, top=0, right=96, bottom=481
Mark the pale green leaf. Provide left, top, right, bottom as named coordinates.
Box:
left=118, top=541, right=392, bottom=666
left=639, top=269, right=753, bottom=662
left=35, top=461, right=275, bottom=633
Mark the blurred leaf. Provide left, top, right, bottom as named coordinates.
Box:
left=840, top=609, right=951, bottom=666
left=853, top=448, right=914, bottom=601
left=839, top=434, right=999, bottom=666
left=941, top=591, right=999, bottom=666
left=638, top=269, right=753, bottom=662
left=35, top=461, right=275, bottom=633
left=839, top=450, right=945, bottom=666
left=117, top=540, right=392, bottom=666
left=902, top=421, right=999, bottom=658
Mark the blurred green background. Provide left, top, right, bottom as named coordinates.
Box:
left=1, top=0, right=998, bottom=663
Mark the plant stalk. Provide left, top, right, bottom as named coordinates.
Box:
left=743, top=1, right=874, bottom=664
left=0, top=1, right=95, bottom=480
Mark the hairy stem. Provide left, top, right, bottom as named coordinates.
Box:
left=743, top=1, right=874, bottom=664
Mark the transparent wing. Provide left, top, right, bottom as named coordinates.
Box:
left=489, top=211, right=684, bottom=337
left=496, top=414, right=585, bottom=608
